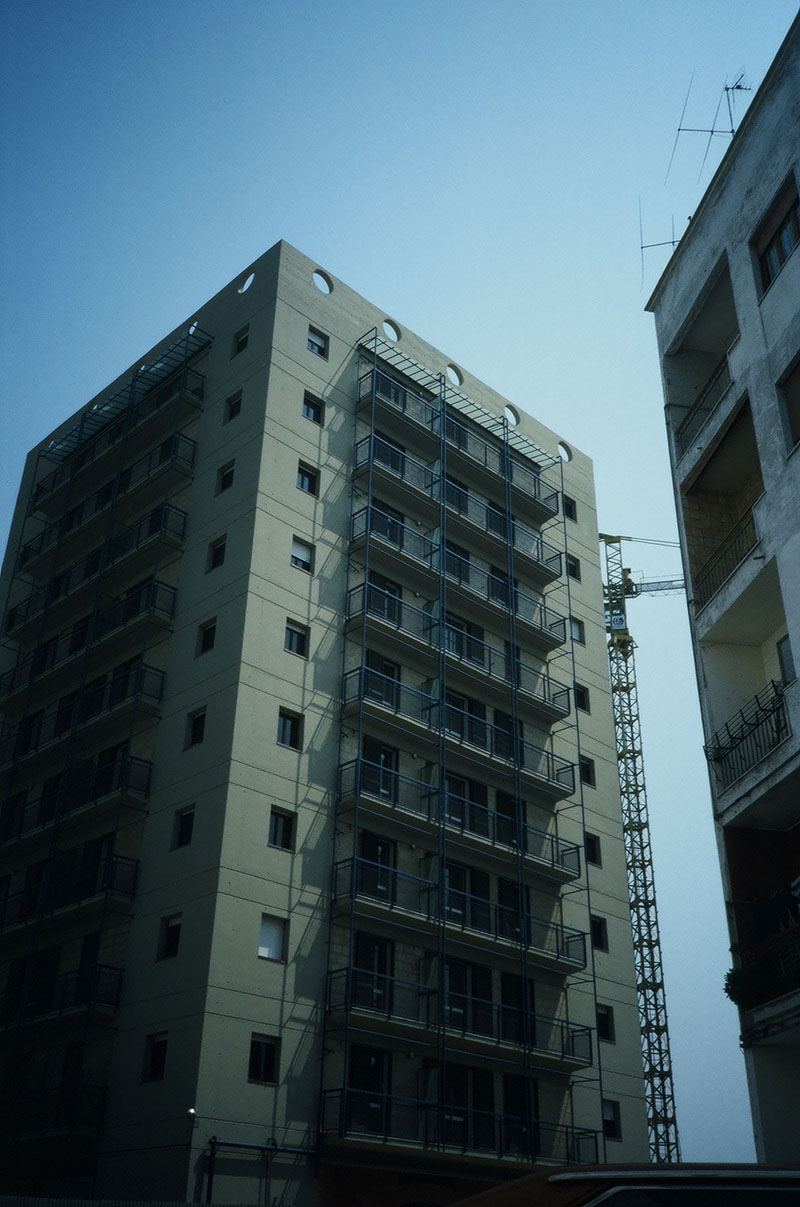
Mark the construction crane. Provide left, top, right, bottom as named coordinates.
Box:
left=599, top=534, right=684, bottom=1164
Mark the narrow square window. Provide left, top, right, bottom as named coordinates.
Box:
left=574, top=683, right=590, bottom=713
left=216, top=461, right=235, bottom=494
left=141, top=1032, right=168, bottom=1082
left=290, top=537, right=314, bottom=573
left=259, top=914, right=287, bottom=960
left=585, top=832, right=602, bottom=866
left=224, top=390, right=242, bottom=423
left=602, top=1098, right=622, bottom=1140
left=296, top=461, right=319, bottom=496
left=580, top=756, right=596, bottom=787
left=566, top=554, right=581, bottom=581
left=186, top=708, right=206, bottom=748
left=173, top=806, right=195, bottom=848
left=268, top=808, right=295, bottom=851
left=597, top=1003, right=616, bottom=1043
left=157, top=914, right=182, bottom=960
left=778, top=634, right=796, bottom=684
left=232, top=325, right=250, bottom=356
left=563, top=495, right=577, bottom=521
left=277, top=709, right=303, bottom=750
left=302, top=393, right=324, bottom=425
left=307, top=326, right=328, bottom=358
left=590, top=915, right=608, bottom=951
left=207, top=536, right=227, bottom=571
left=284, top=620, right=309, bottom=657
left=196, top=618, right=217, bottom=656
left=248, top=1034, right=280, bottom=1083
left=570, top=617, right=585, bottom=644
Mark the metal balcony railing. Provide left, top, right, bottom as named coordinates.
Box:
left=706, top=681, right=790, bottom=790
left=674, top=355, right=733, bottom=457
left=338, top=759, right=580, bottom=874
left=6, top=504, right=186, bottom=633
left=31, top=361, right=205, bottom=510
left=321, top=1088, right=598, bottom=1162
left=727, top=927, right=800, bottom=1011
left=327, top=967, right=591, bottom=1063
left=348, top=584, right=570, bottom=715
left=0, top=963, right=122, bottom=1025
left=0, top=662, right=164, bottom=766
left=0, top=853, right=139, bottom=930
left=19, top=434, right=196, bottom=569
left=0, top=754, right=152, bottom=843
left=333, top=858, right=586, bottom=966
left=694, top=509, right=757, bottom=610
left=343, top=670, right=574, bottom=792
left=0, top=579, right=175, bottom=699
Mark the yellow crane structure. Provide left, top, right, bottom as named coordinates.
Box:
left=599, top=534, right=684, bottom=1163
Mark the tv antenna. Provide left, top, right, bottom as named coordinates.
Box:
left=639, top=200, right=680, bottom=288
left=665, top=71, right=752, bottom=183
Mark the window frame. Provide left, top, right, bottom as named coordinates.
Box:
left=284, top=619, right=310, bottom=658
left=268, top=808, right=296, bottom=851
left=186, top=707, right=207, bottom=748
left=602, top=1097, right=622, bottom=1140
left=290, top=537, right=314, bottom=573
left=277, top=708, right=303, bottom=750
left=224, top=390, right=242, bottom=423
left=232, top=325, right=250, bottom=357
left=585, top=832, right=602, bottom=866
left=574, top=683, right=590, bottom=713
left=597, top=1003, right=616, bottom=1043
left=590, top=914, right=609, bottom=951
left=563, top=494, right=577, bottom=521
left=302, top=393, right=324, bottom=425
left=248, top=1033, right=280, bottom=1084
left=566, top=553, right=581, bottom=581
left=196, top=618, right=217, bottom=656
left=157, top=914, right=182, bottom=960
left=258, top=914, right=287, bottom=961
left=307, top=326, right=329, bottom=358
left=579, top=756, right=596, bottom=787
left=207, top=535, right=227, bottom=572
left=296, top=461, right=319, bottom=496
left=216, top=460, right=235, bottom=494
left=753, top=177, right=800, bottom=294
left=173, top=806, right=195, bottom=849
left=141, top=1032, right=168, bottom=1082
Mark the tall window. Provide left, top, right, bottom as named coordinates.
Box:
left=157, top=914, right=182, bottom=960
left=248, top=1034, right=279, bottom=1083
left=216, top=460, right=235, bottom=494
left=232, top=325, right=249, bottom=356
left=284, top=620, right=309, bottom=657
left=224, top=389, right=242, bottom=423
left=590, top=915, right=609, bottom=951
left=207, top=535, right=227, bottom=571
left=602, top=1098, right=622, bottom=1140
left=296, top=462, right=319, bottom=495
left=290, top=537, right=314, bottom=573
left=259, top=914, right=287, bottom=961
left=754, top=179, right=800, bottom=292
left=277, top=709, right=303, bottom=749
left=307, top=326, right=328, bottom=358
left=302, top=393, right=324, bottom=424
left=196, top=618, right=217, bottom=656
left=141, top=1032, right=168, bottom=1082
left=597, top=1003, right=616, bottom=1042
left=172, top=806, right=195, bottom=849
left=268, top=808, right=295, bottom=851
left=186, top=708, right=206, bottom=748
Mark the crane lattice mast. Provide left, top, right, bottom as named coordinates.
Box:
left=600, top=534, right=681, bottom=1163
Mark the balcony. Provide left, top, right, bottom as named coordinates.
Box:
left=327, top=967, right=591, bottom=1066
left=0, top=1082, right=106, bottom=1137
left=725, top=926, right=800, bottom=1013
left=674, top=354, right=734, bottom=458
left=31, top=353, right=206, bottom=516
left=0, top=662, right=164, bottom=768
left=705, top=681, right=790, bottom=791
left=332, top=858, right=587, bottom=969
left=6, top=504, right=186, bottom=637
left=18, top=434, right=196, bottom=577
left=694, top=509, right=758, bottom=611
left=0, top=754, right=152, bottom=844
left=0, top=963, right=122, bottom=1027
left=0, top=579, right=175, bottom=702
left=338, top=760, right=580, bottom=877
left=342, top=670, right=574, bottom=795
left=0, top=853, right=138, bottom=930
left=321, top=1088, right=598, bottom=1163
left=358, top=365, right=440, bottom=435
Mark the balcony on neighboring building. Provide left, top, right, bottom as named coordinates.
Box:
left=673, top=353, right=734, bottom=458
left=320, top=1088, right=597, bottom=1164
left=694, top=508, right=758, bottom=612
left=0, top=1081, right=106, bottom=1138
left=0, top=852, right=138, bottom=931
left=706, top=681, right=791, bottom=791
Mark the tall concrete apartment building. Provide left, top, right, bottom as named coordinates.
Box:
left=0, top=241, right=649, bottom=1203
left=646, top=14, right=800, bottom=1165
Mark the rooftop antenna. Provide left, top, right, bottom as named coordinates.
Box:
left=639, top=200, right=679, bottom=288
left=665, top=71, right=752, bottom=184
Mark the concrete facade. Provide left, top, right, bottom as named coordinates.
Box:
left=646, top=14, right=800, bottom=1165
left=0, top=241, right=648, bottom=1204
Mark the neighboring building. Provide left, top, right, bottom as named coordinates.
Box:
left=646, top=14, right=800, bottom=1165
left=0, top=240, right=648, bottom=1204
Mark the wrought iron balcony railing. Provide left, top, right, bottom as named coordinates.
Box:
left=0, top=853, right=138, bottom=930
left=705, top=681, right=790, bottom=790
left=0, top=963, right=122, bottom=1025
left=327, top=967, right=592, bottom=1063
left=321, top=1088, right=598, bottom=1163
left=694, top=508, right=757, bottom=610
left=0, top=1082, right=106, bottom=1135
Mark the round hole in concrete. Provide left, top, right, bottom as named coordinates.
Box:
left=383, top=319, right=400, bottom=341
left=557, top=441, right=573, bottom=462
left=312, top=270, right=333, bottom=295
left=446, top=364, right=463, bottom=387
left=238, top=272, right=255, bottom=294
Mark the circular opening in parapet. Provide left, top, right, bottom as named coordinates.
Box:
left=504, top=405, right=520, bottom=427
left=238, top=272, right=255, bottom=294
left=557, top=441, right=573, bottom=462
left=188, top=320, right=198, bottom=335
left=382, top=319, right=400, bottom=341
left=446, top=364, right=463, bottom=387
left=312, top=270, right=333, bottom=295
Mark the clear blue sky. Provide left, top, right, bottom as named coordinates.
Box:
left=2, top=0, right=798, bottom=1163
